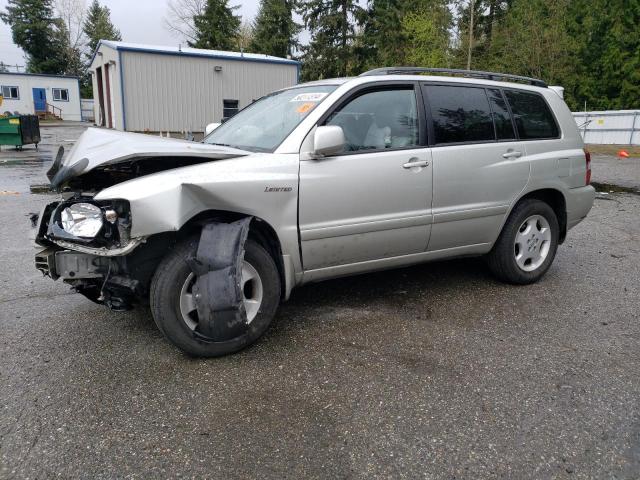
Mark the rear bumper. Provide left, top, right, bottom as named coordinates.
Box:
left=566, top=185, right=596, bottom=230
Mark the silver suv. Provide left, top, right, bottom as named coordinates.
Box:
left=34, top=68, right=595, bottom=357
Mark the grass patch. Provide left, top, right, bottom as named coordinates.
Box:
left=586, top=144, right=640, bottom=156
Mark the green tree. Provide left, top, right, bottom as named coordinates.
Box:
left=358, top=0, right=452, bottom=71
left=452, top=0, right=512, bottom=69
left=483, top=0, right=577, bottom=101
left=567, top=0, right=640, bottom=110
left=401, top=6, right=451, bottom=68
left=360, top=0, right=405, bottom=68
left=250, top=0, right=300, bottom=57
left=83, top=0, right=122, bottom=57
left=298, top=0, right=366, bottom=80
left=0, top=0, right=67, bottom=73
left=189, top=0, right=241, bottom=50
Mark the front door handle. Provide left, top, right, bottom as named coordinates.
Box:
left=502, top=150, right=523, bottom=159
left=402, top=159, right=430, bottom=169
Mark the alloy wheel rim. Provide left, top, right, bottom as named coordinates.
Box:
left=514, top=214, right=552, bottom=272
left=179, top=261, right=263, bottom=331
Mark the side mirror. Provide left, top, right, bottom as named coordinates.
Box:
left=205, top=122, right=221, bottom=136
left=313, top=125, right=345, bottom=157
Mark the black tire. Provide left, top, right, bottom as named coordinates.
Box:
left=486, top=199, right=559, bottom=284
left=150, top=237, right=281, bottom=357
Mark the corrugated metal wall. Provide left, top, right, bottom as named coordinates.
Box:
left=120, top=52, right=298, bottom=132
left=573, top=110, right=640, bottom=145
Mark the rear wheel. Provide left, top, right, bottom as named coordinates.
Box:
left=150, top=237, right=280, bottom=357
left=486, top=199, right=559, bottom=284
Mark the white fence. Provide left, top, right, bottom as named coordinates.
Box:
left=81, top=98, right=95, bottom=122
left=573, top=110, right=640, bottom=145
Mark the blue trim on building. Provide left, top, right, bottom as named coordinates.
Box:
left=114, top=46, right=301, bottom=67
left=0, top=71, right=79, bottom=80
left=118, top=50, right=127, bottom=131
left=89, top=40, right=301, bottom=68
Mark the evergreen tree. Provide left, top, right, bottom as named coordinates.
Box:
left=298, top=0, right=365, bottom=80
left=0, top=0, right=67, bottom=73
left=250, top=0, right=300, bottom=58
left=401, top=2, right=451, bottom=68
left=360, top=0, right=405, bottom=68
left=482, top=0, right=576, bottom=101
left=83, top=0, right=122, bottom=57
left=359, top=0, right=451, bottom=70
left=189, top=0, right=241, bottom=50
left=567, top=0, right=640, bottom=110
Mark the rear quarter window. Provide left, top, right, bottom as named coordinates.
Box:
left=504, top=90, right=559, bottom=139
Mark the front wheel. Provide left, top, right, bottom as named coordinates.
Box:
left=150, top=237, right=281, bottom=357
left=486, top=199, right=559, bottom=284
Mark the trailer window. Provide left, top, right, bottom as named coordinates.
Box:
left=1, top=86, right=19, bottom=99
left=52, top=88, right=69, bottom=102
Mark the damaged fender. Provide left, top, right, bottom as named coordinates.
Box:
left=186, top=218, right=253, bottom=342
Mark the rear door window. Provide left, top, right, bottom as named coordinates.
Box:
left=504, top=90, right=559, bottom=139
left=424, top=85, right=494, bottom=145
left=487, top=89, right=516, bottom=140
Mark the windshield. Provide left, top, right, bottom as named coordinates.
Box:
left=204, top=85, right=338, bottom=152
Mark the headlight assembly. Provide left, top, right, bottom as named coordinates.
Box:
left=61, top=202, right=104, bottom=238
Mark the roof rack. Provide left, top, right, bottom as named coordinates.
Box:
left=359, top=67, right=548, bottom=88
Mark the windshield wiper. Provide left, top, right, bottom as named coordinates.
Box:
left=207, top=142, right=234, bottom=147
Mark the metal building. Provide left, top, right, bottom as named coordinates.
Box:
left=89, top=41, right=300, bottom=133
left=0, top=72, right=82, bottom=121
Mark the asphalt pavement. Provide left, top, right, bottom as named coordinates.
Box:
left=1, top=125, right=639, bottom=479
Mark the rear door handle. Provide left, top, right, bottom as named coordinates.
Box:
left=402, top=159, right=430, bottom=169
left=502, top=150, right=523, bottom=159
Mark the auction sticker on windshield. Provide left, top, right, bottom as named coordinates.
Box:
left=290, top=92, right=329, bottom=102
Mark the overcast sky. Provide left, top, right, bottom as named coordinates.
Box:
left=0, top=0, right=262, bottom=67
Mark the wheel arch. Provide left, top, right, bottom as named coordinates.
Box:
left=178, top=210, right=288, bottom=299
left=512, top=188, right=568, bottom=244
left=139, top=209, right=289, bottom=300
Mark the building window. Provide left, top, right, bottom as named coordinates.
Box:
left=1, top=86, right=19, bottom=99
left=223, top=99, right=239, bottom=119
left=52, top=88, right=69, bottom=102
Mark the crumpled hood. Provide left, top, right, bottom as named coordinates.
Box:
left=49, top=127, right=249, bottom=188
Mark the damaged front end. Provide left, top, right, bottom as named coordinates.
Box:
left=32, top=127, right=266, bottom=313
left=34, top=196, right=153, bottom=310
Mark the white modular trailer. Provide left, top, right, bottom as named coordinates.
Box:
left=0, top=72, right=82, bottom=120
left=89, top=41, right=300, bottom=133
left=573, top=110, right=640, bottom=145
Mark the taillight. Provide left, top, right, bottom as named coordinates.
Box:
left=584, top=148, right=591, bottom=185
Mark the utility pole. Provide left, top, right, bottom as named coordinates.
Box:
left=467, top=0, right=475, bottom=70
